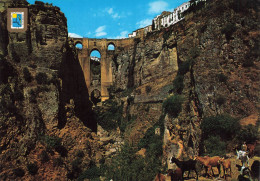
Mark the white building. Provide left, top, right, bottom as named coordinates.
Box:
left=128, top=0, right=207, bottom=38
left=153, top=2, right=190, bottom=31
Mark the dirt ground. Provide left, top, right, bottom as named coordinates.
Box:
left=175, top=156, right=260, bottom=181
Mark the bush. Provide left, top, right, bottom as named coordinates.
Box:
left=229, top=0, right=257, bottom=13
left=29, top=64, right=37, bottom=69
left=172, top=75, right=184, bottom=94
left=138, top=115, right=165, bottom=157
left=29, top=89, right=37, bottom=103
left=145, top=86, right=152, bottom=93
left=41, top=135, right=62, bottom=150
left=13, top=168, right=25, bottom=177
left=35, top=72, right=48, bottom=84
left=71, top=158, right=82, bottom=172
left=204, top=136, right=227, bottom=156
left=13, top=89, right=24, bottom=101
left=221, top=23, right=237, bottom=41
left=27, top=162, right=38, bottom=175
left=237, top=124, right=258, bottom=143
left=189, top=47, right=200, bottom=59
left=23, top=67, right=33, bottom=82
left=53, top=157, right=63, bottom=167
left=163, top=95, right=184, bottom=117
left=95, top=100, right=123, bottom=131
left=76, top=150, right=84, bottom=158
left=217, top=73, right=228, bottom=83
left=39, top=150, right=49, bottom=163
left=243, top=43, right=258, bottom=67
left=78, top=165, right=102, bottom=180
left=216, top=95, right=226, bottom=106
left=178, top=60, right=192, bottom=75
left=105, top=143, right=163, bottom=181
left=201, top=114, right=240, bottom=139
left=119, top=114, right=136, bottom=133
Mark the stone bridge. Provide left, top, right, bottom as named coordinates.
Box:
left=70, top=37, right=134, bottom=102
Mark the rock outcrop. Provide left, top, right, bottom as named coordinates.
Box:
left=0, top=1, right=98, bottom=180
left=104, top=0, right=259, bottom=167
left=0, top=0, right=259, bottom=180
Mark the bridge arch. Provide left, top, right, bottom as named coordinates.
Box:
left=107, top=42, right=115, bottom=51
left=90, top=48, right=101, bottom=58
left=75, top=41, right=83, bottom=49
left=70, top=37, right=134, bottom=102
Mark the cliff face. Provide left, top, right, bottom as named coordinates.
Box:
left=0, top=0, right=259, bottom=180
left=0, top=1, right=97, bottom=180
left=108, top=0, right=259, bottom=161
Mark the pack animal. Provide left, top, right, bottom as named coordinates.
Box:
left=247, top=142, right=256, bottom=158
left=154, top=172, right=166, bottom=181
left=195, top=156, right=221, bottom=178
left=218, top=158, right=232, bottom=179
left=167, top=168, right=183, bottom=181
left=170, top=157, right=198, bottom=180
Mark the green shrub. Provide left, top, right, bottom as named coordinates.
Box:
left=39, top=150, right=49, bottom=163
left=201, top=114, right=240, bottom=139
left=119, top=114, right=136, bottom=133
left=221, top=23, right=237, bottom=41
left=145, top=86, right=152, bottom=93
left=163, top=95, right=184, bottom=117
left=41, top=135, right=62, bottom=150
left=217, top=73, right=228, bottom=83
left=138, top=115, right=165, bottom=156
left=229, top=0, right=257, bottom=13
left=243, top=43, right=258, bottom=67
left=29, top=89, right=37, bottom=103
left=105, top=142, right=164, bottom=181
left=104, top=115, right=165, bottom=180
left=13, top=168, right=25, bottom=177
left=172, top=75, right=184, bottom=94
left=27, top=162, right=38, bottom=175
left=13, top=89, right=24, bottom=101
left=36, top=72, right=48, bottom=85
left=204, top=136, right=227, bottom=156
left=178, top=60, right=192, bottom=75
left=189, top=47, right=200, bottom=59
left=29, top=64, right=37, bottom=69
left=216, top=95, right=226, bottom=106
left=23, top=67, right=33, bottom=82
left=76, top=150, right=84, bottom=158
left=71, top=158, right=82, bottom=172
left=90, top=59, right=101, bottom=75
left=105, top=144, right=147, bottom=181
left=78, top=165, right=102, bottom=180
left=95, top=100, right=123, bottom=131
left=53, top=157, right=63, bottom=167
left=237, top=124, right=258, bottom=143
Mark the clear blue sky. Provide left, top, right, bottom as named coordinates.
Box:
left=27, top=0, right=187, bottom=39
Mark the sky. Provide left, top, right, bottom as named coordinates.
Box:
left=27, top=0, right=188, bottom=40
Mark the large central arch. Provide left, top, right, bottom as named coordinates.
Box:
left=70, top=37, right=134, bottom=102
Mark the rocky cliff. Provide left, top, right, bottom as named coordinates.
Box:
left=0, top=1, right=99, bottom=180
left=104, top=0, right=259, bottom=167
left=0, top=0, right=259, bottom=180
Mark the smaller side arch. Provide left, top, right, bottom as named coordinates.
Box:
left=107, top=42, right=116, bottom=51
left=75, top=41, right=83, bottom=49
